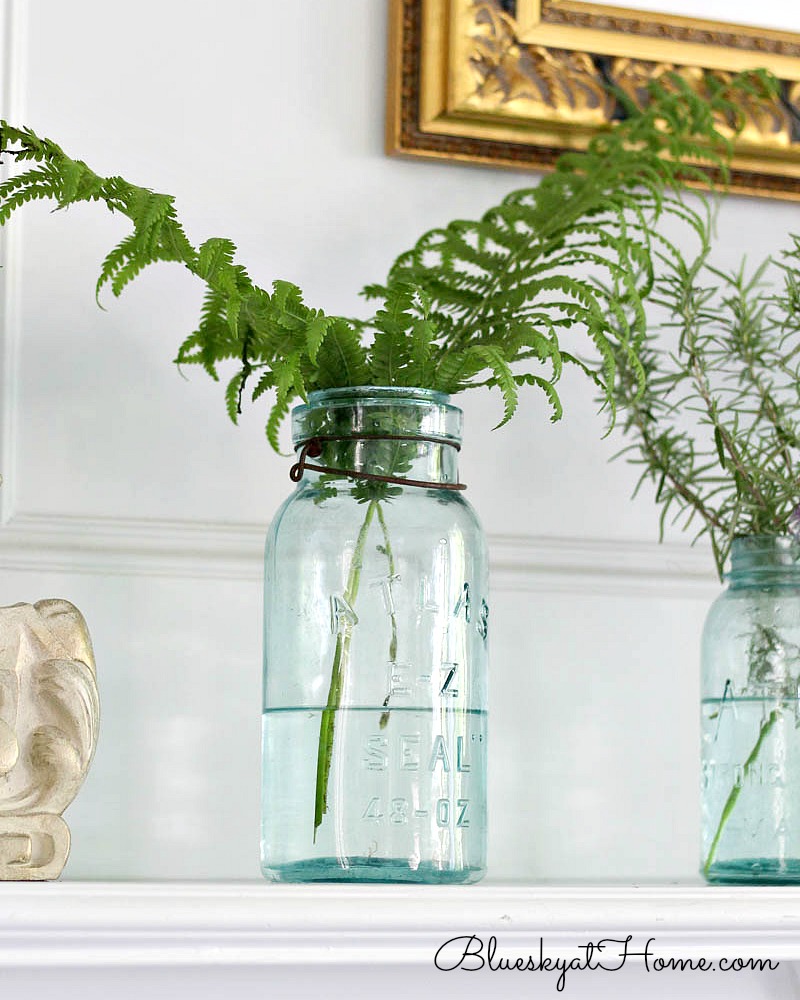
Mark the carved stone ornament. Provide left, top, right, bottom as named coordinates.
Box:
left=0, top=600, right=99, bottom=879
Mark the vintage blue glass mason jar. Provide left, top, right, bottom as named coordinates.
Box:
left=702, top=535, right=800, bottom=883
left=260, top=386, right=488, bottom=883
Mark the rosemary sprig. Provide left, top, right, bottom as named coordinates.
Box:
left=610, top=237, right=800, bottom=579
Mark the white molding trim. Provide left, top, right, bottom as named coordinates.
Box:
left=0, top=511, right=265, bottom=580
left=0, top=882, right=795, bottom=966
left=0, top=510, right=718, bottom=594
left=489, top=531, right=716, bottom=596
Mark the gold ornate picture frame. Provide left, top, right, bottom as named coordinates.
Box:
left=386, top=0, right=800, bottom=199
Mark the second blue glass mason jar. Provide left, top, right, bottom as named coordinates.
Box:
left=702, top=535, right=800, bottom=883
left=260, top=387, right=488, bottom=883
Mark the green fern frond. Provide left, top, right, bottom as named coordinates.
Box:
left=369, top=284, right=418, bottom=385
left=514, top=372, right=563, bottom=422
left=225, top=369, right=246, bottom=424
left=266, top=392, right=292, bottom=456
left=174, top=285, right=231, bottom=379
left=306, top=313, right=336, bottom=364
left=96, top=232, right=140, bottom=302
left=315, top=319, right=369, bottom=389
left=0, top=68, right=760, bottom=450
left=432, top=349, right=487, bottom=394
left=53, top=158, right=104, bottom=206
left=409, top=317, right=435, bottom=387
left=251, top=369, right=276, bottom=402
left=467, top=345, right=519, bottom=428
left=226, top=292, right=242, bottom=337
left=196, top=237, right=237, bottom=286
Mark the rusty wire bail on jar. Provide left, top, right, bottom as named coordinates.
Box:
left=289, top=433, right=467, bottom=491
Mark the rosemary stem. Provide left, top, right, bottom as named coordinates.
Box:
left=703, top=706, right=780, bottom=876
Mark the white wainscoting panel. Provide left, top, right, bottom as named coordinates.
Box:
left=0, top=545, right=714, bottom=881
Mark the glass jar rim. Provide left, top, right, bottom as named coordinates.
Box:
left=728, top=534, right=800, bottom=576
left=292, top=384, right=463, bottom=450
left=303, top=385, right=453, bottom=407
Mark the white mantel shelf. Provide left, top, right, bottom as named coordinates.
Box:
left=0, top=882, right=798, bottom=966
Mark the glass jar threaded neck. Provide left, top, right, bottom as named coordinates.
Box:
left=291, top=386, right=463, bottom=490
left=728, top=535, right=800, bottom=587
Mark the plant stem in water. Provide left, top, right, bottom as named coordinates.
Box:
left=376, top=501, right=398, bottom=729
left=313, top=498, right=377, bottom=840
left=703, top=706, right=780, bottom=876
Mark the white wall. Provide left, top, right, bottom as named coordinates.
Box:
left=588, top=0, right=800, bottom=33
left=0, top=0, right=798, bottom=885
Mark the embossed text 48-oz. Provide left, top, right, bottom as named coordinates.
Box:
left=262, top=707, right=487, bottom=881
left=260, top=388, right=489, bottom=883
